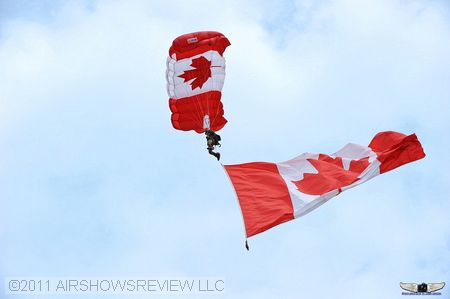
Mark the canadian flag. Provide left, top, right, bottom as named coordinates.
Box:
left=224, top=131, right=425, bottom=238
left=166, top=31, right=230, bottom=133
left=166, top=51, right=226, bottom=99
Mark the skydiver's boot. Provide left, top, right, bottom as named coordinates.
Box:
left=214, top=152, right=221, bottom=161
left=208, top=148, right=221, bottom=161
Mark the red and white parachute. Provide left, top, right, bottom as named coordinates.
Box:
left=166, top=31, right=231, bottom=133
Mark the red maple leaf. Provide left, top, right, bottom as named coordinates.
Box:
left=292, top=154, right=370, bottom=196
left=178, top=56, right=212, bottom=90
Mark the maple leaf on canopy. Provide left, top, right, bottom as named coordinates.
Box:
left=292, top=154, right=370, bottom=196
left=178, top=56, right=212, bottom=90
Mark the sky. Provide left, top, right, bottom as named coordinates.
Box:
left=0, top=0, right=449, bottom=298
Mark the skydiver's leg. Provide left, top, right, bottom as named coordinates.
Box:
left=207, top=138, right=213, bottom=149
left=208, top=148, right=221, bottom=161
left=206, top=136, right=220, bottom=160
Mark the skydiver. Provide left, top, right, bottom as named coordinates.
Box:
left=205, top=129, right=221, bottom=161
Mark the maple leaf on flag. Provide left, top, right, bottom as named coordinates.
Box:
left=292, top=154, right=370, bottom=196
left=178, top=56, right=212, bottom=90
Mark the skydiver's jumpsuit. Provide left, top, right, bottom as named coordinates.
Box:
left=205, top=130, right=221, bottom=161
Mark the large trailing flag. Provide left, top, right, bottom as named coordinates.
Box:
left=224, top=131, right=425, bottom=238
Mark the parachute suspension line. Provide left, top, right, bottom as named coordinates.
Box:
left=191, top=81, right=207, bottom=131
left=210, top=93, right=222, bottom=129
left=210, top=48, right=221, bottom=129
left=193, top=53, right=208, bottom=130
left=210, top=52, right=224, bottom=129
left=220, top=162, right=249, bottom=250
left=187, top=92, right=203, bottom=129
left=193, top=86, right=206, bottom=128
left=205, top=50, right=213, bottom=129
left=193, top=93, right=206, bottom=129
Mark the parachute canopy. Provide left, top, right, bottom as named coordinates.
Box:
left=166, top=31, right=231, bottom=133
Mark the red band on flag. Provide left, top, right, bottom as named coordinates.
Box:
left=368, top=131, right=426, bottom=173
left=224, top=162, right=294, bottom=237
